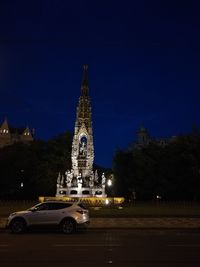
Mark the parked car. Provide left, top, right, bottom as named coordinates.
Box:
left=6, top=201, right=89, bottom=234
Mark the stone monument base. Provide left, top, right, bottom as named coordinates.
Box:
left=39, top=195, right=125, bottom=207
left=56, top=186, right=107, bottom=198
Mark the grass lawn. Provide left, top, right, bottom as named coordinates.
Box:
left=89, top=203, right=200, bottom=218
left=0, top=200, right=200, bottom=218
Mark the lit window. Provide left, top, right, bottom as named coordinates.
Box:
left=6, top=130, right=8, bottom=133
left=3, top=129, right=6, bottom=133
left=27, top=132, right=30, bottom=135
left=24, top=132, right=27, bottom=135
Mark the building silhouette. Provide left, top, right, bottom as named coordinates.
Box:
left=135, top=126, right=176, bottom=149
left=0, top=118, right=33, bottom=148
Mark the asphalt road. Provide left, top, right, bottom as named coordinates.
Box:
left=1, top=229, right=200, bottom=267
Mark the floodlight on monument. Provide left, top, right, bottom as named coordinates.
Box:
left=105, top=199, right=109, bottom=205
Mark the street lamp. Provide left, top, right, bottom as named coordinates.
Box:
left=107, top=179, right=112, bottom=187
left=20, top=169, right=24, bottom=188
left=19, top=169, right=24, bottom=199
left=106, top=178, right=113, bottom=197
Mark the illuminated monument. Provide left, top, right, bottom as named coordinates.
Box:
left=56, top=65, right=107, bottom=198
left=39, top=65, right=124, bottom=205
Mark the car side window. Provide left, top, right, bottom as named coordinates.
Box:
left=47, top=203, right=72, bottom=210
left=36, top=203, right=49, bottom=211
left=47, top=203, right=58, bottom=210
left=32, top=202, right=73, bottom=211
left=60, top=203, right=72, bottom=209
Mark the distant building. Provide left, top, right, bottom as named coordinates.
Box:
left=134, top=126, right=176, bottom=149
left=0, top=118, right=33, bottom=148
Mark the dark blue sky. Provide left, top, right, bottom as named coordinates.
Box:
left=0, top=0, right=200, bottom=167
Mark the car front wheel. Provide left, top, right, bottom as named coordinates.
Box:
left=61, top=219, right=76, bottom=234
left=10, top=218, right=26, bottom=234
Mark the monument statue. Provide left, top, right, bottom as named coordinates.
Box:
left=101, top=172, right=106, bottom=188
left=94, top=170, right=99, bottom=185
left=77, top=173, right=83, bottom=189
left=79, top=141, right=87, bottom=156
left=65, top=170, right=72, bottom=188
left=57, top=172, right=61, bottom=188
left=60, top=175, right=64, bottom=187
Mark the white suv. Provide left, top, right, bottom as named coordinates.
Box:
left=7, top=201, right=89, bottom=234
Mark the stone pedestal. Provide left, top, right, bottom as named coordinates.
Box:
left=56, top=186, right=107, bottom=198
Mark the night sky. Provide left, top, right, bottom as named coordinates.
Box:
left=0, top=1, right=200, bottom=167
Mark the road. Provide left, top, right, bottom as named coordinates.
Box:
left=0, top=229, right=200, bottom=266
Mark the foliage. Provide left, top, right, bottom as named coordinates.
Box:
left=0, top=131, right=111, bottom=199
left=0, top=132, right=72, bottom=199
left=113, top=133, right=200, bottom=201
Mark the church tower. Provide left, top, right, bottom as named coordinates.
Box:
left=71, top=65, right=94, bottom=181
left=137, top=126, right=151, bottom=146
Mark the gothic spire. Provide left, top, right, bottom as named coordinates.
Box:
left=81, top=64, right=89, bottom=96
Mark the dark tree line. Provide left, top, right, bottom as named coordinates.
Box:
left=113, top=132, right=200, bottom=201
left=1, top=129, right=200, bottom=201
left=0, top=132, right=72, bottom=199
left=0, top=132, right=112, bottom=199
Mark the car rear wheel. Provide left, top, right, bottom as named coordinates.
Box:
left=10, top=218, right=26, bottom=234
left=61, top=219, right=76, bottom=234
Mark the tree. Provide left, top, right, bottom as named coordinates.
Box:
left=0, top=132, right=72, bottom=199
left=113, top=132, right=200, bottom=201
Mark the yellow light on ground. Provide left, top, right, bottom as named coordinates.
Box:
left=39, top=196, right=125, bottom=206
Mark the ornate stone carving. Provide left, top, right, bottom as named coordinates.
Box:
left=56, top=65, right=106, bottom=197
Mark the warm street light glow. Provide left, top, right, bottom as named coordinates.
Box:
left=105, top=199, right=109, bottom=205
left=107, top=179, right=112, bottom=187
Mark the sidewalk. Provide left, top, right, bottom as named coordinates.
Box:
left=1, top=217, right=200, bottom=229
